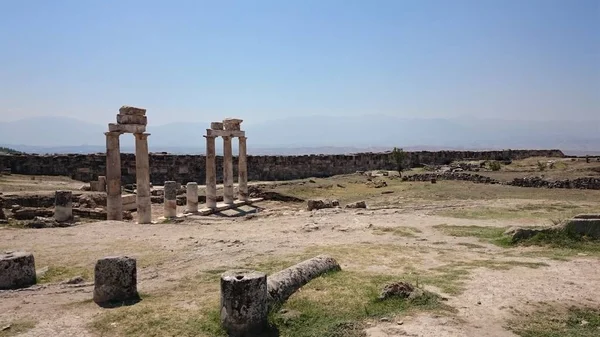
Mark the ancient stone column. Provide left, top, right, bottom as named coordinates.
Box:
left=54, top=190, right=73, bottom=222
left=205, top=135, right=217, bottom=209
left=93, top=256, right=139, bottom=304
left=238, top=136, right=248, bottom=201
left=223, top=136, right=234, bottom=205
left=0, top=251, right=36, bottom=290
left=98, top=176, right=106, bottom=192
left=135, top=133, right=151, bottom=224
left=186, top=182, right=198, bottom=213
left=105, top=132, right=122, bottom=221
left=220, top=270, right=268, bottom=336
left=164, top=181, right=177, bottom=218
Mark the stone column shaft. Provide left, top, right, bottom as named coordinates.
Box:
left=238, top=136, right=248, bottom=201
left=164, top=181, right=177, bottom=218
left=205, top=135, right=217, bottom=209
left=105, top=132, right=122, bottom=220
left=135, top=133, right=151, bottom=224
left=223, top=136, right=234, bottom=205
left=186, top=182, right=198, bottom=213
left=54, top=190, right=73, bottom=222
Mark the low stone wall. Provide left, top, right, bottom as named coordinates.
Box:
left=404, top=173, right=600, bottom=190
left=0, top=149, right=564, bottom=185
left=403, top=172, right=499, bottom=184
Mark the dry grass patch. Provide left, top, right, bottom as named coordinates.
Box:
left=372, top=225, right=422, bottom=237
left=437, top=202, right=594, bottom=221
left=508, top=305, right=600, bottom=337
left=0, top=319, right=36, bottom=337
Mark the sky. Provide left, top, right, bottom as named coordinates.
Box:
left=0, top=0, right=598, bottom=126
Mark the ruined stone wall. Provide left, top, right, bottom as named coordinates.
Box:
left=0, top=149, right=564, bottom=185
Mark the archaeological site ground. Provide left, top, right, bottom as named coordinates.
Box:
left=1, top=115, right=599, bottom=336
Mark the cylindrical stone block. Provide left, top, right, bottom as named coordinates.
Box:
left=93, top=256, right=139, bottom=304
left=205, top=135, right=217, bottom=209
left=223, top=136, right=234, bottom=205
left=186, top=182, right=198, bottom=213
left=135, top=133, right=152, bottom=224
left=106, top=132, right=123, bottom=221
left=98, top=176, right=107, bottom=192
left=220, top=270, right=268, bottom=337
left=0, top=251, right=36, bottom=290
left=54, top=190, right=73, bottom=222
left=238, top=136, right=248, bottom=202
left=164, top=181, right=177, bottom=218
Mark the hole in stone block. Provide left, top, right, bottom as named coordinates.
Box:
left=235, top=275, right=244, bottom=280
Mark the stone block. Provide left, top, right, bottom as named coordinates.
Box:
left=211, top=122, right=224, bottom=130
left=108, top=123, right=146, bottom=134
left=119, top=106, right=146, bottom=116
left=223, top=118, right=243, bottom=131
left=220, top=270, right=268, bottom=336
left=0, top=251, right=36, bottom=290
left=117, top=114, right=148, bottom=125
left=345, top=200, right=367, bottom=209
left=564, top=219, right=600, bottom=239
left=54, top=190, right=73, bottom=222
left=93, top=256, right=139, bottom=304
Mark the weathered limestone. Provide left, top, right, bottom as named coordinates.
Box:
left=205, top=136, right=217, bottom=209
left=98, top=176, right=106, bottom=192
left=204, top=118, right=248, bottom=210
left=0, top=251, right=36, bottom=290
left=223, top=136, right=234, bottom=205
left=238, top=137, right=248, bottom=201
left=164, top=181, right=177, bottom=218
left=117, top=114, right=147, bottom=125
left=119, top=106, right=147, bottom=116
left=186, top=182, right=198, bottom=213
left=105, top=132, right=122, bottom=221
left=93, top=256, right=139, bottom=304
left=223, top=118, right=243, bottom=131
left=267, top=255, right=341, bottom=308
left=108, top=123, right=146, bottom=134
left=54, top=190, right=73, bottom=222
left=220, top=270, right=268, bottom=336
left=135, top=133, right=151, bottom=224
left=105, top=106, right=151, bottom=222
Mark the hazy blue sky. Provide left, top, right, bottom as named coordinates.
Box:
left=1, top=0, right=598, bottom=125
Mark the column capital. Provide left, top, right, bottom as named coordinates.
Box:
left=134, top=132, right=151, bottom=140
left=203, top=135, right=217, bottom=139
left=105, top=131, right=122, bottom=137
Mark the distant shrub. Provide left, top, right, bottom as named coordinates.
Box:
left=0, top=146, right=22, bottom=154
left=390, top=147, right=407, bottom=174
left=537, top=161, right=547, bottom=171
left=488, top=160, right=502, bottom=171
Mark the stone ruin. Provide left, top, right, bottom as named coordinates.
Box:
left=105, top=106, right=151, bottom=224
left=205, top=118, right=248, bottom=208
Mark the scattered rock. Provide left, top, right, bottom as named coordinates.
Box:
left=307, top=199, right=338, bottom=211
left=381, top=190, right=394, bottom=194
left=379, top=282, right=422, bottom=300
left=36, top=266, right=49, bottom=279
left=367, top=180, right=387, bottom=188
left=23, top=216, right=59, bottom=228
left=0, top=207, right=5, bottom=220
left=345, top=201, right=367, bottom=209
left=64, top=275, right=85, bottom=285
left=380, top=317, right=390, bottom=322
left=397, top=321, right=404, bottom=325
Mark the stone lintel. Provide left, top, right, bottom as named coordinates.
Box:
left=211, top=122, right=224, bottom=130
left=108, top=123, right=146, bottom=134
left=119, top=106, right=147, bottom=116
left=117, top=114, right=147, bottom=125
left=206, top=129, right=245, bottom=138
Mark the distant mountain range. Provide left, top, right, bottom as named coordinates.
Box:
left=1, top=115, right=599, bottom=155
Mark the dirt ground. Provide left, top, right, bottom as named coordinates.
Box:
left=1, top=164, right=600, bottom=336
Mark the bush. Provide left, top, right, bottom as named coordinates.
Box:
left=488, top=161, right=502, bottom=171
left=390, top=147, right=407, bottom=174
left=536, top=161, right=546, bottom=171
